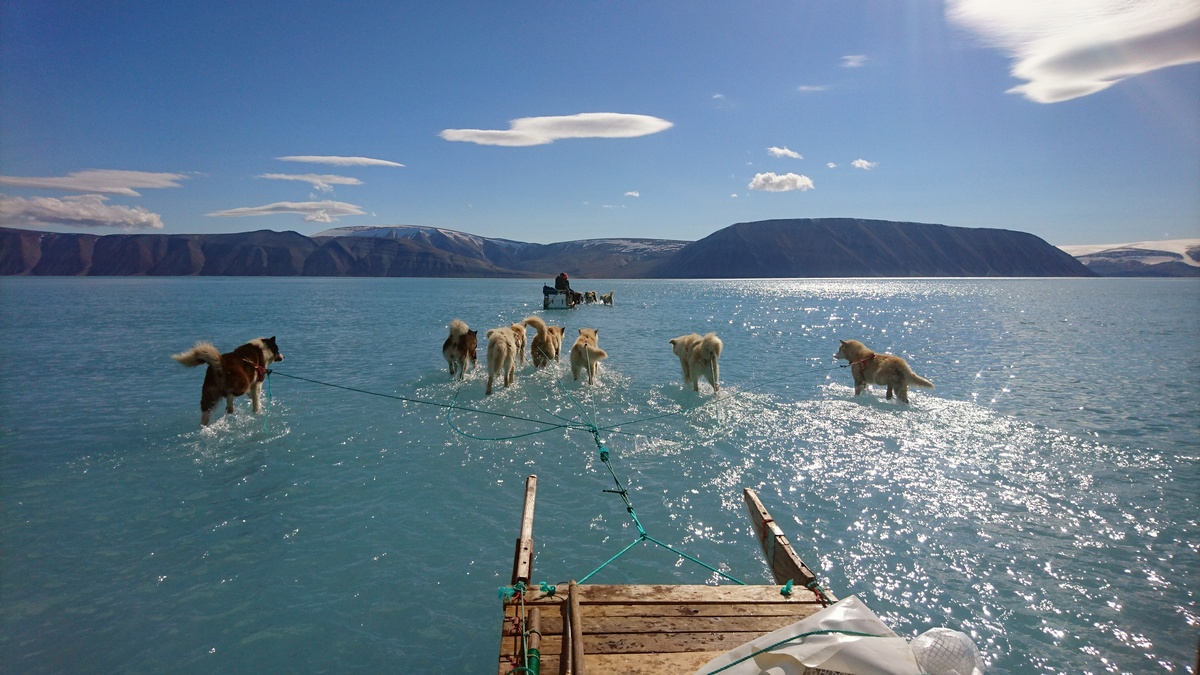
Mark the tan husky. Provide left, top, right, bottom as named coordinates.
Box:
left=669, top=332, right=723, bottom=393
left=834, top=339, right=933, bottom=403
left=523, top=315, right=565, bottom=368
left=485, top=327, right=518, bottom=395
left=569, top=327, right=608, bottom=383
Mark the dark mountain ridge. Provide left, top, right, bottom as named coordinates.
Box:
left=0, top=218, right=1096, bottom=278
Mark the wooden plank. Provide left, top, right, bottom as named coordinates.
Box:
left=528, top=607, right=542, bottom=673
left=568, top=580, right=586, bottom=674
left=522, top=584, right=823, bottom=605
left=523, top=600, right=806, bottom=619
left=511, top=474, right=538, bottom=586
left=507, top=601, right=803, bottom=621
left=581, top=630, right=777, bottom=655
left=743, top=488, right=837, bottom=603
left=534, top=610, right=816, bottom=637
left=528, top=650, right=726, bottom=675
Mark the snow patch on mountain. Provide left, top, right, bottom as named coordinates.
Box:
left=1059, top=239, right=1200, bottom=267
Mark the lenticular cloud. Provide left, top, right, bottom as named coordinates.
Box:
left=207, top=200, right=365, bottom=223
left=748, top=172, right=814, bottom=192
left=441, top=113, right=673, bottom=147
left=277, top=156, right=405, bottom=168
left=0, top=169, right=188, bottom=196
left=0, top=194, right=165, bottom=230
left=947, top=0, right=1200, bottom=103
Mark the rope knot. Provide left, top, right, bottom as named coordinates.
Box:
left=498, top=581, right=527, bottom=602
left=538, top=581, right=556, bottom=596
left=780, top=579, right=794, bottom=597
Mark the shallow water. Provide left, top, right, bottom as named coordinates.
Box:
left=1, top=277, right=1196, bottom=673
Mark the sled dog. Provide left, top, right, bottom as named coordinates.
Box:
left=669, top=332, right=723, bottom=393
left=442, top=319, right=478, bottom=380
left=173, top=336, right=284, bottom=425
left=569, top=327, right=608, bottom=384
left=834, top=339, right=933, bottom=404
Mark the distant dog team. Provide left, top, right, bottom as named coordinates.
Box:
left=174, top=297, right=936, bottom=422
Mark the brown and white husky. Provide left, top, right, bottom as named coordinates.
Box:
left=442, top=319, right=478, bottom=380
left=834, top=339, right=933, bottom=404
left=172, top=336, right=284, bottom=425
left=523, top=315, right=565, bottom=368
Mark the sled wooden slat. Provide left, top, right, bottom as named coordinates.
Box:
left=497, top=476, right=837, bottom=674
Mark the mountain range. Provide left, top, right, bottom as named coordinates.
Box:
left=0, top=218, right=1113, bottom=278
left=1058, top=239, right=1200, bottom=277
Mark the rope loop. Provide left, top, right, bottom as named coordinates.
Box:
left=780, top=579, right=794, bottom=597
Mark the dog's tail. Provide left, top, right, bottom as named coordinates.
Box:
left=904, top=366, right=934, bottom=389
left=448, top=318, right=470, bottom=337
left=522, top=315, right=547, bottom=336
left=697, top=333, right=723, bottom=360
left=172, top=341, right=221, bottom=369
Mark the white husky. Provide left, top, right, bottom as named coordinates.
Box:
left=669, top=332, right=723, bottom=393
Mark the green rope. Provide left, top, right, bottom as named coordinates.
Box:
left=272, top=370, right=583, bottom=434
left=699, top=628, right=889, bottom=674
left=261, top=370, right=273, bottom=432
left=573, top=425, right=748, bottom=586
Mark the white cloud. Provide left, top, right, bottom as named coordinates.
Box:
left=0, top=169, right=188, bottom=196
left=797, top=85, right=828, bottom=92
left=768, top=146, right=803, bottom=159
left=827, top=162, right=838, bottom=169
left=842, top=55, right=868, bottom=68
left=624, top=191, right=640, bottom=198
left=258, top=173, right=363, bottom=192
left=277, top=156, right=405, bottom=167
left=207, top=200, right=366, bottom=223
left=748, top=172, right=815, bottom=192
left=851, top=159, right=879, bottom=170
left=0, top=193, right=164, bottom=230
left=946, top=0, right=1200, bottom=103
left=440, top=112, right=673, bottom=147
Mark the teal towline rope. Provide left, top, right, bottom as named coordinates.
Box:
left=576, top=425, right=748, bottom=586
left=271, top=370, right=585, bottom=432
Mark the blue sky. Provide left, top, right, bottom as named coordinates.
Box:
left=1, top=1, right=1197, bottom=246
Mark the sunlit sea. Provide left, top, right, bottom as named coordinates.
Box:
left=1, top=277, right=1197, bottom=674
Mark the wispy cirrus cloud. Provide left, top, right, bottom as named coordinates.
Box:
left=768, top=146, right=803, bottom=159
left=947, top=0, right=1200, bottom=103
left=0, top=193, right=164, bottom=230
left=842, top=55, right=868, bottom=68
left=258, top=173, right=363, bottom=192
left=207, top=200, right=365, bottom=223
left=440, top=112, right=673, bottom=147
left=0, top=169, right=189, bottom=196
left=851, top=159, right=879, bottom=170
left=624, top=191, right=640, bottom=198
left=748, top=172, right=814, bottom=192
left=797, top=85, right=828, bottom=93
left=277, top=156, right=405, bottom=167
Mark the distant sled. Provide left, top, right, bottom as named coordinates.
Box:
left=542, top=284, right=576, bottom=310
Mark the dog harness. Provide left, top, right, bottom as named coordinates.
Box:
left=242, top=357, right=269, bottom=380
